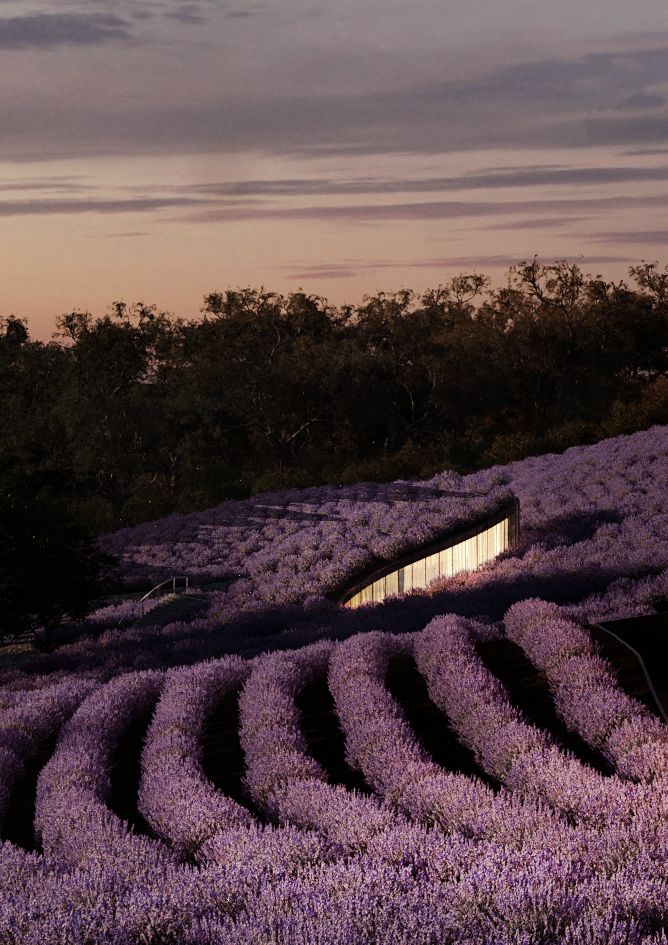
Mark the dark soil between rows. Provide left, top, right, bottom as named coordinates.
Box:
left=297, top=679, right=375, bottom=795
left=201, top=688, right=263, bottom=819
left=110, top=707, right=159, bottom=839
left=2, top=731, right=59, bottom=852
left=385, top=656, right=502, bottom=789
left=475, top=638, right=611, bottom=774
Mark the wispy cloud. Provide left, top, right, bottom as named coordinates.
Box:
left=104, top=231, right=153, bottom=238
left=280, top=254, right=636, bottom=282
left=190, top=165, right=668, bottom=198
left=171, top=194, right=668, bottom=225
left=0, top=13, right=134, bottom=50
left=163, top=4, right=206, bottom=25
left=593, top=230, right=668, bottom=243
left=480, top=217, right=593, bottom=231
left=3, top=35, right=668, bottom=160
left=0, top=196, right=199, bottom=216
left=586, top=112, right=668, bottom=145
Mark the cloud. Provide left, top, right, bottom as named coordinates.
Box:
left=105, top=231, right=153, bottom=237
left=0, top=13, right=134, bottom=50
left=1, top=24, right=668, bottom=161
left=616, top=92, right=667, bottom=109
left=480, top=217, right=592, bottom=231
left=593, top=230, right=668, bottom=243
left=0, top=196, right=200, bottom=216
left=625, top=147, right=668, bottom=156
left=585, top=112, right=668, bottom=145
left=279, top=263, right=361, bottom=280
left=169, top=193, right=668, bottom=225
left=280, top=254, right=636, bottom=281
left=1, top=39, right=666, bottom=161
left=190, top=164, right=668, bottom=198
left=163, top=5, right=207, bottom=25
left=2, top=164, right=667, bottom=231
left=0, top=176, right=89, bottom=193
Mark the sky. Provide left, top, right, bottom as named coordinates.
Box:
left=2, top=0, right=668, bottom=341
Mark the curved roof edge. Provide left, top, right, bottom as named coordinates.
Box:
left=332, top=496, right=520, bottom=606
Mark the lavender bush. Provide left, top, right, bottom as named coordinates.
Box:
left=413, top=615, right=642, bottom=831
left=138, top=656, right=254, bottom=860
left=328, top=629, right=568, bottom=848
left=505, top=598, right=668, bottom=783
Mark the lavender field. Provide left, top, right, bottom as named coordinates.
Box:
left=4, top=426, right=668, bottom=942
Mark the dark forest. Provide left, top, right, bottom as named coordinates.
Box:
left=3, top=258, right=668, bottom=538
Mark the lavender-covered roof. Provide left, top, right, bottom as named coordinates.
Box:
left=98, top=472, right=514, bottom=606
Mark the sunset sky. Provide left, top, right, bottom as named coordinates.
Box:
left=3, top=0, right=668, bottom=341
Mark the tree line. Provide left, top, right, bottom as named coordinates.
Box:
left=3, top=257, right=668, bottom=543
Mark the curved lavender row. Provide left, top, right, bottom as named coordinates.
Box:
left=238, top=641, right=400, bottom=852
left=233, top=640, right=668, bottom=935
left=0, top=676, right=98, bottom=831
left=0, top=663, right=665, bottom=937
left=505, top=598, right=668, bottom=783
left=237, top=637, right=668, bottom=899
left=328, top=629, right=578, bottom=849
left=413, top=615, right=645, bottom=832
left=138, top=656, right=255, bottom=859
left=35, top=670, right=177, bottom=873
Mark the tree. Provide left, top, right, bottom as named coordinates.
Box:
left=52, top=302, right=177, bottom=527
left=172, top=288, right=344, bottom=471
left=0, top=481, right=119, bottom=650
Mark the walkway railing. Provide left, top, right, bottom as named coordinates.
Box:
left=119, top=575, right=190, bottom=628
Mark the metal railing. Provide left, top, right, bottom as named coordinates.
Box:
left=119, top=575, right=190, bottom=628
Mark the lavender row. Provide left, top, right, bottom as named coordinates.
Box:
left=0, top=645, right=667, bottom=939
left=34, top=670, right=177, bottom=874
left=9, top=649, right=668, bottom=940
left=138, top=656, right=255, bottom=860
left=232, top=639, right=666, bottom=936
left=328, top=629, right=572, bottom=849
left=505, top=598, right=668, bottom=783
left=412, top=615, right=650, bottom=833
left=238, top=641, right=402, bottom=854
left=0, top=677, right=98, bottom=831
left=327, top=628, right=668, bottom=878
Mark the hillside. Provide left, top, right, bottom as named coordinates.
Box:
left=2, top=425, right=668, bottom=942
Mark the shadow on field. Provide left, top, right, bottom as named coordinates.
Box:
left=110, top=706, right=160, bottom=839
left=201, top=688, right=263, bottom=819
left=2, top=733, right=59, bottom=852
left=297, top=679, right=375, bottom=795
left=385, top=655, right=501, bottom=789
left=475, top=639, right=612, bottom=774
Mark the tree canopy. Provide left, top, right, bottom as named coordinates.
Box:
left=0, top=476, right=119, bottom=648
left=3, top=258, right=668, bottom=537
